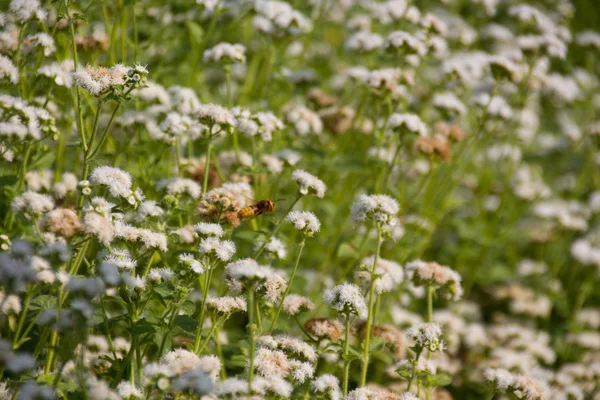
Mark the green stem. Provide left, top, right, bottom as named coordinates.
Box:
left=247, top=288, right=256, bottom=393
left=203, top=139, right=213, bottom=194
left=342, top=314, right=352, bottom=396
left=268, top=237, right=306, bottom=332
left=100, top=297, right=118, bottom=360
left=157, top=306, right=178, bottom=357
left=426, top=284, right=434, bottom=400
left=214, top=325, right=227, bottom=380
left=7, top=141, right=32, bottom=228
left=12, top=288, right=33, bottom=348
left=197, top=319, right=220, bottom=354
left=406, top=348, right=423, bottom=391
left=225, top=65, right=233, bottom=108
left=383, top=138, right=402, bottom=190
left=119, top=0, right=126, bottom=61
left=254, top=194, right=302, bottom=258
left=45, top=330, right=58, bottom=374
left=132, top=0, right=138, bottom=62
left=88, top=100, right=124, bottom=159
left=142, top=252, right=155, bottom=278
left=175, top=137, right=182, bottom=176
left=426, top=284, right=433, bottom=324
left=193, top=263, right=214, bottom=353
left=359, top=222, right=383, bottom=387
left=63, top=0, right=86, bottom=151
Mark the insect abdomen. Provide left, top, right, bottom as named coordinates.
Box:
left=238, top=206, right=257, bottom=218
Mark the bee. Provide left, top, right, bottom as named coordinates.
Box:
left=238, top=199, right=285, bottom=219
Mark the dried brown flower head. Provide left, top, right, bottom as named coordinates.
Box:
left=356, top=322, right=407, bottom=358
left=305, top=318, right=345, bottom=342
left=436, top=121, right=465, bottom=142
left=307, top=88, right=337, bottom=108
left=45, top=208, right=82, bottom=238
left=415, top=134, right=452, bottom=161
left=320, top=106, right=355, bottom=134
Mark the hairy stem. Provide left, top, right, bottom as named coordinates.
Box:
left=268, top=237, right=306, bottom=332
left=342, top=315, right=352, bottom=396
left=360, top=222, right=383, bottom=386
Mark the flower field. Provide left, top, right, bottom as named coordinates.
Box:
left=0, top=0, right=599, bottom=399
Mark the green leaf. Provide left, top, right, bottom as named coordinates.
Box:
left=133, top=319, right=156, bottom=335
left=368, top=337, right=386, bottom=352
left=30, top=295, right=57, bottom=312
left=346, top=345, right=362, bottom=359
left=179, top=300, right=196, bottom=315
left=186, top=21, right=204, bottom=43
left=174, top=315, right=197, bottom=333
left=29, top=151, right=55, bottom=169
left=154, top=283, right=176, bottom=301
left=429, top=373, right=452, bottom=387
left=0, top=175, right=18, bottom=187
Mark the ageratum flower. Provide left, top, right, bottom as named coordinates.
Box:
left=406, top=322, right=445, bottom=352
left=323, top=283, right=368, bottom=318
left=350, top=194, right=399, bottom=226
left=311, top=374, right=342, bottom=400
left=406, top=259, right=463, bottom=300
left=291, top=170, right=326, bottom=198
left=387, top=113, right=428, bottom=136
left=11, top=191, right=54, bottom=217
left=205, top=295, right=247, bottom=315
left=203, top=42, right=246, bottom=64
left=73, top=63, right=148, bottom=96
left=0, top=55, right=18, bottom=84
left=286, top=211, right=321, bottom=236
left=356, top=256, right=404, bottom=294
left=282, top=294, right=314, bottom=315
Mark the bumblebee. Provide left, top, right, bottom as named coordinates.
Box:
left=238, top=199, right=285, bottom=219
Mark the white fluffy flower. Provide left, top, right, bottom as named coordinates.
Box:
left=384, top=31, right=427, bottom=56
left=116, top=381, right=143, bottom=399
left=292, top=169, right=326, bottom=197
left=157, top=177, right=201, bottom=198
left=282, top=294, right=314, bottom=315
left=285, top=105, right=322, bottom=136
left=350, top=194, right=399, bottom=225
left=256, top=237, right=287, bottom=259
left=195, top=103, right=236, bottom=129
left=72, top=64, right=129, bottom=96
left=387, top=113, right=428, bottom=136
left=11, top=191, right=54, bottom=216
left=205, top=295, right=247, bottom=314
left=432, top=92, right=467, bottom=115
left=89, top=166, right=133, bottom=198
left=179, top=253, right=206, bottom=274
left=311, top=374, right=341, bottom=400
left=323, top=283, right=368, bottom=318
left=25, top=33, right=55, bottom=56
left=357, top=256, right=404, bottom=294
left=406, top=322, right=445, bottom=352
left=0, top=55, right=19, bottom=84
left=286, top=211, right=321, bottom=235
left=194, top=222, right=224, bottom=237
left=406, top=259, right=463, bottom=300
left=198, top=237, right=236, bottom=262
left=345, top=31, right=384, bottom=52
left=136, top=200, right=164, bottom=221
left=203, top=42, right=246, bottom=64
